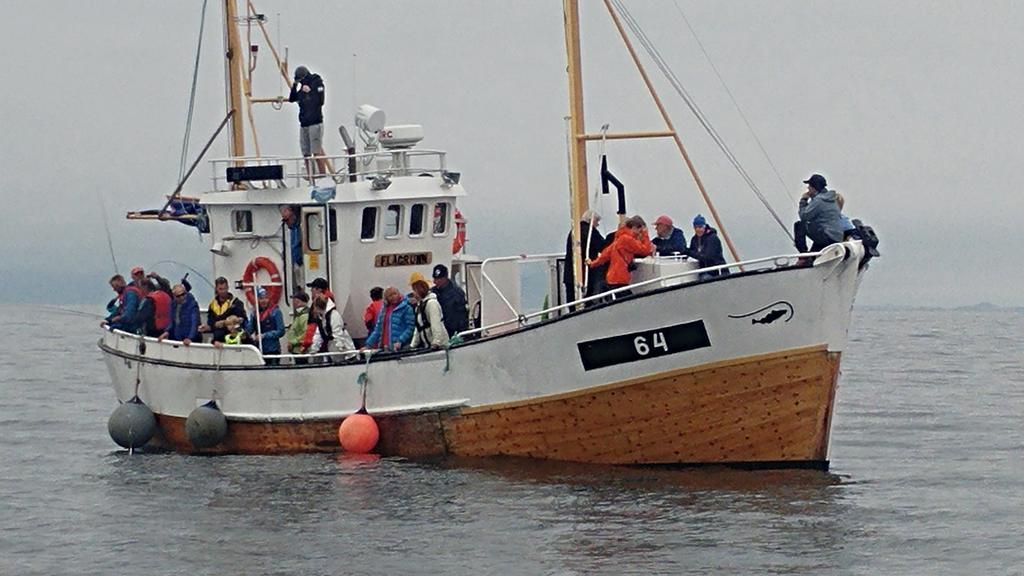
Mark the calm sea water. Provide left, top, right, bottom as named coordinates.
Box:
left=1, top=305, right=1021, bottom=575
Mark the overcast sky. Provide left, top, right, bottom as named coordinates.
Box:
left=1, top=1, right=1021, bottom=307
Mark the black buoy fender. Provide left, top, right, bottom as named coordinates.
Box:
left=108, top=396, right=157, bottom=449
left=185, top=400, right=228, bottom=449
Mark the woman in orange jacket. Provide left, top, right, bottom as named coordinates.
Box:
left=587, top=215, right=654, bottom=290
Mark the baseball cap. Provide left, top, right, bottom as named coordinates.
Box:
left=306, top=277, right=329, bottom=290
left=432, top=264, right=449, bottom=279
left=654, top=215, right=673, bottom=227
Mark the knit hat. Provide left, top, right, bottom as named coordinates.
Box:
left=294, top=66, right=310, bottom=81
left=409, top=272, right=427, bottom=286
left=654, top=215, right=673, bottom=227
left=692, top=214, right=707, bottom=227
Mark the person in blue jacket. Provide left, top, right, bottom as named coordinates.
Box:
left=246, top=287, right=285, bottom=364
left=363, top=286, right=415, bottom=352
left=103, top=274, right=140, bottom=333
left=159, top=284, right=201, bottom=345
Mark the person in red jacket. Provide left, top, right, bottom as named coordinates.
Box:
left=587, top=215, right=653, bottom=293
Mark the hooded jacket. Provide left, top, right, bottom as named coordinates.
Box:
left=288, top=73, right=325, bottom=127
left=365, top=297, right=415, bottom=350
left=686, top=226, right=727, bottom=275
left=246, top=306, right=285, bottom=355
left=589, top=225, right=654, bottom=286
left=799, top=188, right=844, bottom=245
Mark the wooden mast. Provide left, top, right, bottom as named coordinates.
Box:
left=224, top=0, right=246, bottom=159
left=563, top=0, right=588, bottom=302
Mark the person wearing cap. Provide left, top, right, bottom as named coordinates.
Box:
left=795, top=173, right=843, bottom=253
left=685, top=214, right=728, bottom=280
left=246, top=286, right=285, bottom=364
left=431, top=264, right=469, bottom=337
left=288, top=65, right=327, bottom=179
left=364, top=287, right=415, bottom=352
left=564, top=210, right=607, bottom=309
left=652, top=214, right=687, bottom=257
left=409, top=273, right=449, bottom=350
left=158, top=284, right=200, bottom=345
left=285, top=292, right=311, bottom=358
left=199, top=276, right=247, bottom=343
left=129, top=266, right=146, bottom=288
left=587, top=215, right=654, bottom=293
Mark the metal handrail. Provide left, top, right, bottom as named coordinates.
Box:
left=208, top=149, right=449, bottom=191
left=479, top=253, right=564, bottom=317
left=458, top=248, right=826, bottom=339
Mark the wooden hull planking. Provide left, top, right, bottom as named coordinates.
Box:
left=147, top=346, right=840, bottom=466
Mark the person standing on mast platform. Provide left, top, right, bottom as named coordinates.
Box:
left=289, top=65, right=327, bottom=180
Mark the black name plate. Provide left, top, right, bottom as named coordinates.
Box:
left=577, top=320, right=711, bottom=371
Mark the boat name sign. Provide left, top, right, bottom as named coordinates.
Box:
left=374, top=252, right=433, bottom=267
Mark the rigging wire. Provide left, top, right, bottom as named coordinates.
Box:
left=179, top=0, right=209, bottom=181
left=97, top=190, right=119, bottom=274
left=610, top=0, right=793, bottom=240
left=147, top=260, right=216, bottom=290
left=670, top=0, right=796, bottom=208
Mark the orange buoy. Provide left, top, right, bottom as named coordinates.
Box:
left=338, top=412, right=379, bottom=453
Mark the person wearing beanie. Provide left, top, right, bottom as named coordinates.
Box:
left=685, top=214, right=728, bottom=279
left=288, top=65, right=327, bottom=179
left=794, top=173, right=844, bottom=253
left=652, top=214, right=687, bottom=257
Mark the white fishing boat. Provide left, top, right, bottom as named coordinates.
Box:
left=100, top=0, right=879, bottom=468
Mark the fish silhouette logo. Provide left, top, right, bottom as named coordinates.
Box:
left=728, top=301, right=794, bottom=325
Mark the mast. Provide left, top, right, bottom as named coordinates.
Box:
left=563, top=0, right=588, bottom=302
left=223, top=0, right=246, bottom=158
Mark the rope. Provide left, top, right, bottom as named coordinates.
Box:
left=179, top=0, right=209, bottom=181
left=355, top=350, right=376, bottom=411
left=670, top=0, right=797, bottom=209
left=443, top=333, right=464, bottom=373
left=610, top=0, right=793, bottom=241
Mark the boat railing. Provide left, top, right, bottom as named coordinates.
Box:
left=207, top=149, right=448, bottom=191
left=461, top=248, right=832, bottom=340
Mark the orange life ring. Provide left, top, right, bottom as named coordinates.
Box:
left=242, top=256, right=283, bottom=305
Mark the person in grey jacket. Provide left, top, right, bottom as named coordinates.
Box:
left=794, top=173, right=844, bottom=253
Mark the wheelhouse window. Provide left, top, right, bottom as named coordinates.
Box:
left=232, top=210, right=253, bottom=233
left=432, top=202, right=449, bottom=235
left=384, top=204, right=402, bottom=238
left=328, top=208, right=337, bottom=242
left=409, top=203, right=426, bottom=237
left=361, top=207, right=378, bottom=240
left=305, top=212, right=323, bottom=252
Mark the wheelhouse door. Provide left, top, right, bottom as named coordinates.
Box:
left=301, top=206, right=336, bottom=289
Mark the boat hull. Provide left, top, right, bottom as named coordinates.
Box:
left=140, top=345, right=839, bottom=467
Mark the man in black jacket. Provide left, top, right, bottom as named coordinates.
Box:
left=686, top=214, right=728, bottom=280
left=431, top=264, right=468, bottom=337
left=289, top=65, right=327, bottom=179
left=563, top=210, right=606, bottom=310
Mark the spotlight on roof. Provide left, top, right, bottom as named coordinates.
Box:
left=441, top=171, right=461, bottom=187
left=355, top=105, right=386, bottom=134
left=210, top=241, right=231, bottom=257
